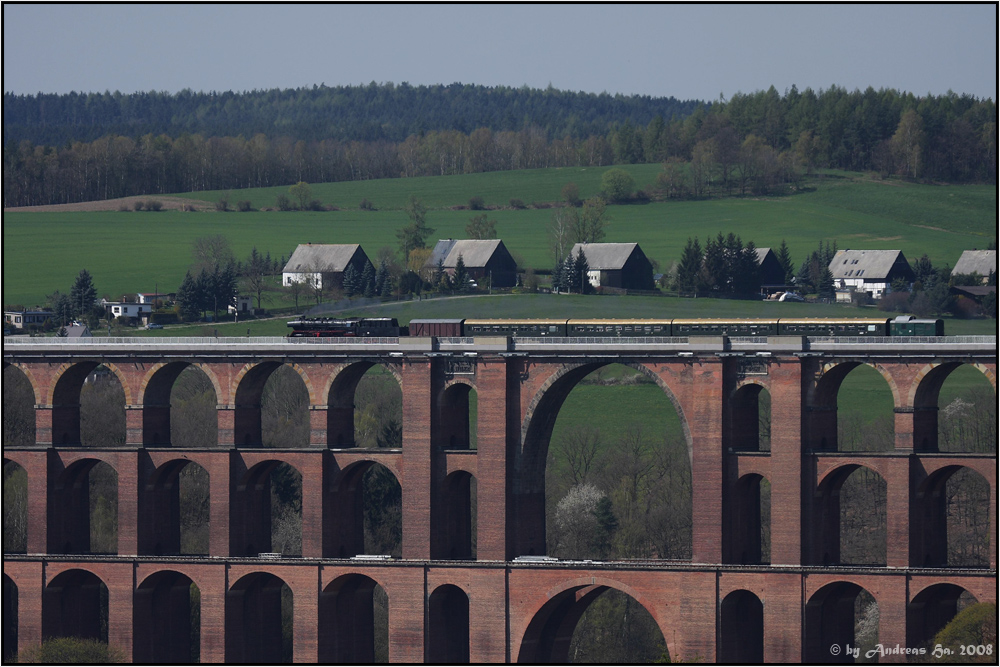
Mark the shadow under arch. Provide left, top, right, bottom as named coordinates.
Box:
left=438, top=379, right=477, bottom=450
left=813, top=463, right=887, bottom=566
left=912, top=465, right=992, bottom=567
left=516, top=361, right=692, bottom=557
left=2, top=574, right=16, bottom=662
left=804, top=581, right=878, bottom=664
left=50, top=457, right=118, bottom=555
left=133, top=570, right=200, bottom=664
left=516, top=578, right=668, bottom=664
left=906, top=583, right=978, bottom=650
left=327, top=460, right=402, bottom=558
left=139, top=459, right=210, bottom=556
left=729, top=381, right=771, bottom=451
left=427, top=584, right=469, bottom=663
left=433, top=470, right=476, bottom=560
left=42, top=568, right=109, bottom=643
left=3, top=459, right=28, bottom=553
left=225, top=572, right=290, bottom=664
left=319, top=573, right=389, bottom=663
left=810, top=361, right=899, bottom=452
left=719, top=589, right=763, bottom=663
left=233, top=361, right=311, bottom=448
left=231, top=459, right=302, bottom=557
left=724, top=473, right=770, bottom=564
left=3, top=363, right=37, bottom=447
left=140, top=361, right=220, bottom=447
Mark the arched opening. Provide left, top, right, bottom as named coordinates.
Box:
left=3, top=460, right=27, bottom=553
left=319, top=574, right=389, bottom=663
left=529, top=363, right=690, bottom=560
left=427, top=584, right=470, bottom=663
left=232, top=461, right=302, bottom=557
left=225, top=573, right=292, bottom=663
left=913, top=466, right=991, bottom=567
left=816, top=465, right=887, bottom=566
left=140, top=461, right=210, bottom=556
left=805, top=583, right=879, bottom=663
left=719, top=590, right=764, bottom=663
left=724, top=474, right=771, bottom=564
left=326, top=461, right=403, bottom=558
left=439, top=383, right=477, bottom=450
left=731, top=384, right=771, bottom=451
left=235, top=363, right=309, bottom=448
left=3, top=574, right=16, bottom=662
left=49, top=363, right=126, bottom=447
left=3, top=364, right=35, bottom=447
left=50, top=459, right=118, bottom=555
left=906, top=584, right=978, bottom=650
left=434, top=471, right=477, bottom=560
left=42, top=569, right=109, bottom=644
left=134, top=571, right=200, bottom=664
left=812, top=363, right=895, bottom=452
left=143, top=363, right=218, bottom=448
left=327, top=363, right=403, bottom=449
left=915, top=363, right=996, bottom=453
left=518, top=585, right=666, bottom=664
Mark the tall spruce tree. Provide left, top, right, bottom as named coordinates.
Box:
left=677, top=237, right=702, bottom=294
left=453, top=254, right=468, bottom=292
left=575, top=249, right=592, bottom=294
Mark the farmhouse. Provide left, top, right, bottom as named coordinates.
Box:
left=103, top=300, right=153, bottom=324
left=951, top=250, right=996, bottom=283
left=754, top=248, right=788, bottom=292
left=423, top=239, right=518, bottom=288
left=570, top=242, right=655, bottom=291
left=828, top=249, right=915, bottom=299
left=4, top=310, right=55, bottom=330
left=282, top=244, right=371, bottom=290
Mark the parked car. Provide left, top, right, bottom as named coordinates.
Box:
left=146, top=323, right=164, bottom=330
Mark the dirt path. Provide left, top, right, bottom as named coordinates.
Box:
left=4, top=196, right=214, bottom=213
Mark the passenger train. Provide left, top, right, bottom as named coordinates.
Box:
left=288, top=316, right=945, bottom=338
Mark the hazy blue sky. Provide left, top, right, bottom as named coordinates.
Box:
left=4, top=3, right=996, bottom=101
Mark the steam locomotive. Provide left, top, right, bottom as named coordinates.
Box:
left=288, top=316, right=944, bottom=338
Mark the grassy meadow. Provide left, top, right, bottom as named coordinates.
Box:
left=3, top=166, right=996, bottom=308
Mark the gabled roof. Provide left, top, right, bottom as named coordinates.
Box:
left=829, top=250, right=911, bottom=280
left=425, top=239, right=506, bottom=269
left=952, top=250, right=996, bottom=277
left=755, top=248, right=776, bottom=264
left=65, top=324, right=92, bottom=337
left=283, top=244, right=364, bottom=273
left=569, top=243, right=643, bottom=270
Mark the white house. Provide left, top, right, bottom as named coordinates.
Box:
left=282, top=244, right=371, bottom=290
left=103, top=300, right=152, bottom=323
left=4, top=310, right=55, bottom=330
left=828, top=250, right=915, bottom=299
left=228, top=295, right=253, bottom=314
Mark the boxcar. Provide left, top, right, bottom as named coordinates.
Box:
left=567, top=319, right=673, bottom=337
left=777, top=318, right=890, bottom=336
left=888, top=316, right=945, bottom=336
left=463, top=319, right=568, bottom=337
left=408, top=319, right=465, bottom=337
left=671, top=319, right=780, bottom=336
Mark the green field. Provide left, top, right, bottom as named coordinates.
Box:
left=3, top=167, right=995, bottom=307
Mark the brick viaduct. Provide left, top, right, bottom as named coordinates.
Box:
left=3, top=334, right=996, bottom=663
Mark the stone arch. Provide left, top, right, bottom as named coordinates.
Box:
left=139, top=459, right=210, bottom=556
left=804, top=581, right=879, bottom=663
left=42, top=568, right=109, bottom=643
left=2, top=361, right=40, bottom=403
left=814, top=464, right=887, bottom=566
left=719, top=590, right=763, bottom=663
left=810, top=361, right=899, bottom=452
left=516, top=576, right=670, bottom=664
left=225, top=572, right=291, bottom=663
left=232, top=459, right=302, bottom=557
left=327, top=460, right=402, bottom=558
left=913, top=465, right=992, bottom=567
left=906, top=583, right=979, bottom=650
left=324, top=361, right=403, bottom=449
left=133, top=570, right=200, bottom=664
left=434, top=470, right=476, bottom=560
left=3, top=459, right=28, bottom=553
left=50, top=457, right=119, bottom=555
left=909, top=362, right=997, bottom=453
left=427, top=584, right=469, bottom=663
left=319, top=573, right=389, bottom=663
left=49, top=361, right=130, bottom=447
left=3, top=363, right=39, bottom=447
left=139, top=362, right=221, bottom=447
left=439, top=380, right=477, bottom=450
left=724, top=473, right=770, bottom=565
left=233, top=361, right=311, bottom=448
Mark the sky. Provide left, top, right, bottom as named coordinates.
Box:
left=3, top=3, right=996, bottom=101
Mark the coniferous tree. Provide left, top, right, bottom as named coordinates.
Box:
left=776, top=240, right=795, bottom=286
left=342, top=264, right=359, bottom=296
left=361, top=261, right=377, bottom=298
left=177, top=271, right=202, bottom=321
left=70, top=269, right=98, bottom=319
left=551, top=256, right=565, bottom=293
left=563, top=254, right=578, bottom=292
left=453, top=254, right=469, bottom=292
left=575, top=249, right=592, bottom=294
left=677, top=237, right=703, bottom=294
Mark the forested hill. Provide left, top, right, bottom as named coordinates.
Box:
left=2, top=83, right=703, bottom=146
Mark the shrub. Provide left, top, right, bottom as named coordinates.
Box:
left=509, top=198, right=525, bottom=209
left=16, top=637, right=126, bottom=664
left=877, top=291, right=909, bottom=312
left=360, top=198, right=375, bottom=211
left=469, top=195, right=485, bottom=210
left=601, top=167, right=635, bottom=203
left=132, top=200, right=144, bottom=211
left=950, top=295, right=980, bottom=319
left=118, top=203, right=131, bottom=212
left=145, top=200, right=163, bottom=211
left=306, top=199, right=325, bottom=211
left=275, top=194, right=293, bottom=211
left=236, top=200, right=253, bottom=212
